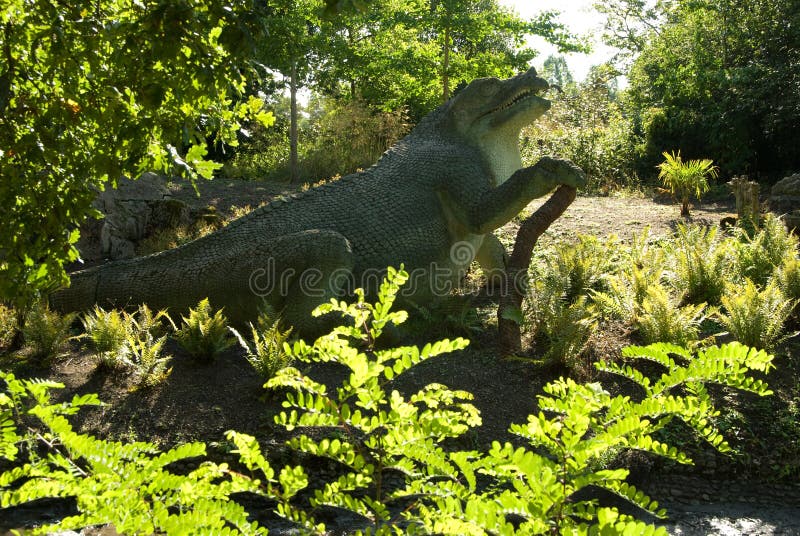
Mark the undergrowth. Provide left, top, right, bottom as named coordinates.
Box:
left=0, top=268, right=780, bottom=535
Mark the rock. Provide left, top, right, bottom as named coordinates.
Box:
left=767, top=173, right=800, bottom=232
left=84, top=173, right=193, bottom=261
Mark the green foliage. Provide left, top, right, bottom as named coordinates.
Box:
left=81, top=306, right=130, bottom=369
left=21, top=303, right=76, bottom=363
left=625, top=0, right=800, bottom=176
left=731, top=214, right=798, bottom=287
left=412, top=341, right=773, bottom=535
left=0, top=304, right=18, bottom=352
left=522, top=66, right=640, bottom=193
left=0, top=372, right=295, bottom=535
left=667, top=224, right=731, bottom=306
left=591, top=228, right=667, bottom=324
left=529, top=291, right=596, bottom=372
left=81, top=305, right=174, bottom=372
left=541, top=234, right=619, bottom=304
left=125, top=330, right=172, bottom=389
left=718, top=279, right=796, bottom=351
left=0, top=0, right=277, bottom=307
left=775, top=256, right=800, bottom=307
left=175, top=299, right=234, bottom=362
left=230, top=310, right=294, bottom=380
left=268, top=266, right=477, bottom=527
left=656, top=151, right=718, bottom=217
left=637, top=285, right=708, bottom=347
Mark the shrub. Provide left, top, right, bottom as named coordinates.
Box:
left=124, top=330, right=172, bottom=388
left=656, top=150, right=718, bottom=217
left=591, top=228, right=667, bottom=324
left=267, top=266, right=477, bottom=526
left=0, top=303, right=18, bottom=351
left=529, top=291, right=596, bottom=372
left=81, top=306, right=131, bottom=369
left=775, top=256, right=800, bottom=310
left=718, top=279, right=796, bottom=350
left=667, top=224, right=731, bottom=305
left=0, top=372, right=309, bottom=535
left=637, top=285, right=708, bottom=347
left=412, top=342, right=774, bottom=535
left=731, top=214, right=798, bottom=287
left=230, top=310, right=293, bottom=380
left=175, top=298, right=234, bottom=361
left=541, top=234, right=619, bottom=304
left=21, top=302, right=76, bottom=363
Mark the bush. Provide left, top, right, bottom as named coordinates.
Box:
left=175, top=298, right=234, bottom=362
left=230, top=310, right=293, bottom=380
left=21, top=302, right=76, bottom=363
left=268, top=266, right=477, bottom=524
left=718, top=279, right=796, bottom=350
left=0, top=304, right=18, bottom=352
left=775, top=256, right=800, bottom=311
left=81, top=306, right=130, bottom=369
left=667, top=224, right=731, bottom=305
left=731, top=214, right=798, bottom=287
left=540, top=234, right=619, bottom=304
left=125, top=330, right=172, bottom=389
left=637, top=285, right=708, bottom=347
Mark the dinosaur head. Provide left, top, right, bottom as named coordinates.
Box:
left=448, top=67, right=551, bottom=140
left=445, top=67, right=551, bottom=184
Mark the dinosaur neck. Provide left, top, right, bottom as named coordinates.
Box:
left=479, top=132, right=523, bottom=186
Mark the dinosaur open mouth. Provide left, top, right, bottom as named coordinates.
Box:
left=491, top=88, right=544, bottom=114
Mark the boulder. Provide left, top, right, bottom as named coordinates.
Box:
left=768, top=173, right=800, bottom=231
left=91, top=173, right=191, bottom=260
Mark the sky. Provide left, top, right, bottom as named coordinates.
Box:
left=497, top=0, right=615, bottom=81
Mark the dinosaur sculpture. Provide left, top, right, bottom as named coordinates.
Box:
left=52, top=67, right=585, bottom=332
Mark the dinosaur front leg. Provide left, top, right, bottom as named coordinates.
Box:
left=471, top=157, right=585, bottom=234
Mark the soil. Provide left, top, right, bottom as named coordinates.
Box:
left=5, top=179, right=799, bottom=535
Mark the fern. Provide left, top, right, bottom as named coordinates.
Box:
left=124, top=330, right=172, bottom=388
left=175, top=298, right=234, bottom=361
left=637, top=284, right=708, bottom=346
left=22, top=301, right=76, bottom=363
left=731, top=213, right=798, bottom=287
left=667, top=223, right=731, bottom=305
left=81, top=306, right=131, bottom=369
left=0, top=303, right=18, bottom=351
left=230, top=309, right=293, bottom=380
left=718, top=279, right=796, bottom=350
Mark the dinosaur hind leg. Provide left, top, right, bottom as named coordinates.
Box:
left=224, top=229, right=355, bottom=336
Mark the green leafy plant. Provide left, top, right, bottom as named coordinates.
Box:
left=529, top=290, right=596, bottom=372
left=637, top=285, right=708, bottom=346
left=541, top=234, right=619, bottom=304
left=21, top=302, right=76, bottom=363
left=125, top=330, right=172, bottom=389
left=0, top=304, right=18, bottom=352
left=657, top=150, right=718, bottom=217
left=731, top=214, right=798, bottom=287
left=230, top=310, right=294, bottom=380
left=0, top=372, right=311, bottom=535
left=668, top=223, right=731, bottom=305
left=775, top=256, right=800, bottom=313
left=409, top=342, right=774, bottom=535
left=81, top=306, right=131, bottom=369
left=718, top=279, right=796, bottom=350
left=175, top=298, right=234, bottom=362
left=267, top=266, right=478, bottom=530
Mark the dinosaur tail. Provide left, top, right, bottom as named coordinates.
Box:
left=49, top=266, right=102, bottom=313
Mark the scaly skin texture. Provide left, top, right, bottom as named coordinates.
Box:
left=51, top=67, right=586, bottom=332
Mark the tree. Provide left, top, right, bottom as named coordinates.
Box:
left=619, top=0, right=800, bottom=177
left=541, top=55, right=574, bottom=88
left=657, top=151, right=718, bottom=217
left=0, top=0, right=285, bottom=310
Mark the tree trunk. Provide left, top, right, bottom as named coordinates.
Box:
left=442, top=25, right=450, bottom=102
left=497, top=185, right=577, bottom=355
left=289, top=61, right=299, bottom=184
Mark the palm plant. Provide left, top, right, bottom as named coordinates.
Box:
left=657, top=150, right=718, bottom=217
